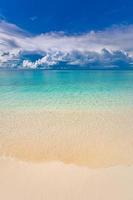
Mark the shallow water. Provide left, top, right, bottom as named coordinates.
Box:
left=0, top=70, right=133, bottom=111
left=0, top=70, right=133, bottom=167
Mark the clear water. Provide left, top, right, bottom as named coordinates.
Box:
left=0, top=70, right=133, bottom=111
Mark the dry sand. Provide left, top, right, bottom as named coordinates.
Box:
left=0, top=158, right=133, bottom=200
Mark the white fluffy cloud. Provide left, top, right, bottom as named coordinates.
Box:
left=0, top=20, right=133, bottom=69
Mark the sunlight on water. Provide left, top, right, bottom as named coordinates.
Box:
left=0, top=70, right=133, bottom=111
left=0, top=70, right=133, bottom=167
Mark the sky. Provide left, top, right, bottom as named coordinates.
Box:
left=0, top=0, right=133, bottom=69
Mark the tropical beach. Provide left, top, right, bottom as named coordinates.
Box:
left=0, top=0, right=133, bottom=198
left=0, top=70, right=133, bottom=199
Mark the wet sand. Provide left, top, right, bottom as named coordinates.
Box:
left=0, top=109, right=133, bottom=167
left=0, top=109, right=133, bottom=199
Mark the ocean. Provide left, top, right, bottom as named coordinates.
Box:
left=0, top=69, right=133, bottom=111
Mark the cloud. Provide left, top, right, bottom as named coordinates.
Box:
left=30, top=16, right=38, bottom=21
left=0, top=20, right=133, bottom=69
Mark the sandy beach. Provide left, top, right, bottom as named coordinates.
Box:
left=0, top=109, right=133, bottom=167
left=0, top=158, right=133, bottom=200
left=0, top=109, right=133, bottom=199
left=0, top=4, right=133, bottom=199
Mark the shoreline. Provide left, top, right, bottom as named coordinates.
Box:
left=0, top=108, right=133, bottom=168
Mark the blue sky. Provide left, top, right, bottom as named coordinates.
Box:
left=0, top=0, right=133, bottom=33
left=0, top=0, right=133, bottom=69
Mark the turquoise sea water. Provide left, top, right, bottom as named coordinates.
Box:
left=0, top=70, right=133, bottom=111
